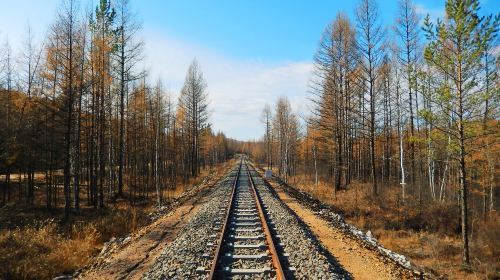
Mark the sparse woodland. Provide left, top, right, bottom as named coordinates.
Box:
left=251, top=0, right=499, bottom=277
left=0, top=0, right=499, bottom=279
left=0, top=0, right=245, bottom=278
left=0, top=0, right=241, bottom=212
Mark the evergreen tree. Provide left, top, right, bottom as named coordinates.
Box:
left=423, top=0, right=499, bottom=266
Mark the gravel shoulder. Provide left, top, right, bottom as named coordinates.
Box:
left=77, top=189, right=211, bottom=280
left=76, top=166, right=230, bottom=280
left=250, top=169, right=349, bottom=279
left=256, top=169, right=418, bottom=280
left=75, top=161, right=420, bottom=280
left=142, top=168, right=238, bottom=280
left=142, top=162, right=351, bottom=280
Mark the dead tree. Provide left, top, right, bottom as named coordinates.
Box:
left=355, top=0, right=385, bottom=196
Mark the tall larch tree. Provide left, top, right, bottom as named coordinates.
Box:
left=423, top=0, right=499, bottom=266
left=395, top=0, right=420, bottom=188
left=114, top=0, right=144, bottom=198
left=90, top=0, right=116, bottom=207
left=178, top=59, right=209, bottom=178
left=355, top=0, right=385, bottom=195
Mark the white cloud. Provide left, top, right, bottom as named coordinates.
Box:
left=414, top=3, right=445, bottom=24
left=143, top=30, right=313, bottom=140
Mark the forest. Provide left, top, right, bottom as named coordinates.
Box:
left=0, top=0, right=245, bottom=212
left=250, top=0, right=499, bottom=278
left=0, top=0, right=247, bottom=278
left=0, top=0, right=498, bottom=279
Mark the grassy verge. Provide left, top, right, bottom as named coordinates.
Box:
left=0, top=161, right=233, bottom=280
left=268, top=171, right=499, bottom=279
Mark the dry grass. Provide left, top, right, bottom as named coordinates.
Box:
left=0, top=220, right=99, bottom=280
left=280, top=172, right=500, bottom=279
left=0, top=161, right=234, bottom=280
left=0, top=206, right=151, bottom=280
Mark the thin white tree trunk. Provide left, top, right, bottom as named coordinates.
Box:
left=396, top=81, right=406, bottom=203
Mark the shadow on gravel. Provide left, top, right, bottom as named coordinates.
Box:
left=260, top=175, right=353, bottom=280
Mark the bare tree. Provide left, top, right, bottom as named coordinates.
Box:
left=261, top=104, right=272, bottom=170
left=90, top=0, right=116, bottom=208
left=178, top=59, right=209, bottom=177
left=49, top=0, right=82, bottom=217
left=0, top=39, right=15, bottom=204
left=273, top=97, right=299, bottom=182
left=18, top=24, right=44, bottom=205
left=153, top=79, right=164, bottom=206
left=355, top=0, right=385, bottom=195
left=395, top=0, right=420, bottom=188
left=390, top=44, right=408, bottom=202
left=114, top=0, right=144, bottom=198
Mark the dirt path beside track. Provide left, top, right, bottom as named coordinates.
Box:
left=260, top=172, right=416, bottom=280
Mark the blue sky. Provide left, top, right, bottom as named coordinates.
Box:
left=135, top=0, right=496, bottom=62
left=0, top=0, right=498, bottom=140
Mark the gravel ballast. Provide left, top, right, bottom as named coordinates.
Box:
left=142, top=163, right=350, bottom=279
left=142, top=167, right=238, bottom=280
left=250, top=169, right=348, bottom=280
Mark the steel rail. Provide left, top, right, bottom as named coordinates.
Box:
left=207, top=162, right=241, bottom=279
left=247, top=164, right=287, bottom=280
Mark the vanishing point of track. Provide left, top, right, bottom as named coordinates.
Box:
left=198, top=160, right=289, bottom=279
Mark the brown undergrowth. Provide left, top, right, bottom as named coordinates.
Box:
left=278, top=173, right=500, bottom=279
left=0, top=161, right=232, bottom=280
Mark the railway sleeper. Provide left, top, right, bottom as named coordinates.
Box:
left=231, top=222, right=260, bottom=226
left=226, top=242, right=266, bottom=249
left=234, top=212, right=257, bottom=216
left=223, top=253, right=269, bottom=260
left=221, top=267, right=272, bottom=275
left=232, top=227, right=260, bottom=232
left=231, top=217, right=259, bottom=222
left=234, top=209, right=256, bottom=213
left=229, top=234, right=264, bottom=240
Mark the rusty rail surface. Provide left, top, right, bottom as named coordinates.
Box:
left=207, top=162, right=241, bottom=279
left=247, top=164, right=287, bottom=280
left=207, top=161, right=287, bottom=279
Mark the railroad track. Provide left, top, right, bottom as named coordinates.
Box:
left=144, top=160, right=342, bottom=279
left=197, top=160, right=290, bottom=279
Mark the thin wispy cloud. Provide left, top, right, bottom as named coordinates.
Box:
left=414, top=3, right=445, bottom=24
